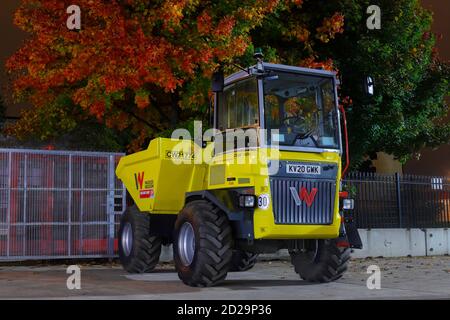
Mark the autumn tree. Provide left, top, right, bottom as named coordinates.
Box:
left=5, top=0, right=281, bottom=151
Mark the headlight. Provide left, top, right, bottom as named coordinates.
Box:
left=342, top=199, right=354, bottom=210
left=239, top=195, right=256, bottom=208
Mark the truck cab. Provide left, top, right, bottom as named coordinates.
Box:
left=216, top=63, right=340, bottom=153
left=207, top=63, right=347, bottom=241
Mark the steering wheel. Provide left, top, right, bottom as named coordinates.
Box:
left=281, top=114, right=309, bottom=135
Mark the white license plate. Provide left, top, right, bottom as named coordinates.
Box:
left=286, top=164, right=321, bottom=175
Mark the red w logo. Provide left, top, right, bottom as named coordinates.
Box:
left=134, top=171, right=145, bottom=190
left=300, top=187, right=318, bottom=207
left=290, top=186, right=318, bottom=207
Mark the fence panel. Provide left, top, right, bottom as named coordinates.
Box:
left=400, top=175, right=450, bottom=228
left=0, top=148, right=125, bottom=261
left=346, top=172, right=450, bottom=229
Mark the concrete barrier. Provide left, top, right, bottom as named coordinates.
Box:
left=158, top=228, right=450, bottom=262
left=352, top=228, right=449, bottom=258
left=426, top=228, right=450, bottom=256
left=351, top=228, right=427, bottom=258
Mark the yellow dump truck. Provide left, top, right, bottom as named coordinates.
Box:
left=116, top=57, right=362, bottom=287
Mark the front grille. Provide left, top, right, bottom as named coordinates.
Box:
left=270, top=177, right=336, bottom=224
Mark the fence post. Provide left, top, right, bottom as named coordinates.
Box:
left=395, top=172, right=403, bottom=228
left=68, top=154, right=72, bottom=256
left=23, top=154, right=27, bottom=256
left=107, top=155, right=115, bottom=257
left=6, top=151, right=11, bottom=258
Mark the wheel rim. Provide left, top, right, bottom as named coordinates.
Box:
left=121, top=222, right=133, bottom=256
left=178, top=222, right=196, bottom=266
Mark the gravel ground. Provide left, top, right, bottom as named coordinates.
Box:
left=0, top=256, right=449, bottom=300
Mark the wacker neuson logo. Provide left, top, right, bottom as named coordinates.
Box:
left=289, top=187, right=318, bottom=207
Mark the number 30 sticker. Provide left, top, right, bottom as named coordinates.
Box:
left=258, top=194, right=270, bottom=210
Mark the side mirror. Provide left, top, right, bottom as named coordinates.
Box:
left=364, top=76, right=374, bottom=96
left=211, top=69, right=224, bottom=92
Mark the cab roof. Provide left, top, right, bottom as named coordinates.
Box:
left=224, top=62, right=337, bottom=86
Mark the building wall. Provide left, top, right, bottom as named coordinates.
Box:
left=372, top=153, right=403, bottom=174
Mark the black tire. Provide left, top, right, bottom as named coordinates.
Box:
left=230, top=250, right=258, bottom=272
left=118, top=205, right=162, bottom=273
left=290, top=239, right=351, bottom=282
left=173, top=200, right=233, bottom=287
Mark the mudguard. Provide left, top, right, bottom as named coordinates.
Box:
left=344, top=220, right=363, bottom=249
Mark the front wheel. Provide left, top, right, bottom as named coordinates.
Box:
left=173, top=200, right=233, bottom=287
left=290, top=239, right=351, bottom=282
left=118, top=206, right=162, bottom=273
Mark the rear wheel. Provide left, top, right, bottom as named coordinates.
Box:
left=118, top=205, right=162, bottom=273
left=290, top=239, right=351, bottom=282
left=173, top=200, right=233, bottom=287
left=230, top=250, right=258, bottom=272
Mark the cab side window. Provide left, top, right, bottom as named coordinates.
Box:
left=217, top=79, right=259, bottom=131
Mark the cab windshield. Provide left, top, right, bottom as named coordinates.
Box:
left=263, top=71, right=339, bottom=149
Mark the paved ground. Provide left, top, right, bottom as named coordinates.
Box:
left=0, top=256, right=449, bottom=300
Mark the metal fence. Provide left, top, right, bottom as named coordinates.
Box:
left=1, top=148, right=449, bottom=262
left=0, top=148, right=125, bottom=261
left=346, top=172, right=450, bottom=229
